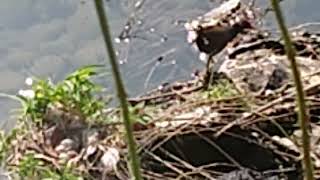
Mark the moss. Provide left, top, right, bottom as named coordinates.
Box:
left=203, top=79, right=239, bottom=99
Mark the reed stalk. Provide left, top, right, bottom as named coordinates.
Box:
left=93, top=0, right=142, bottom=179
left=270, top=0, right=314, bottom=179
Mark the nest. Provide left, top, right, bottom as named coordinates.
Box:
left=6, top=78, right=320, bottom=179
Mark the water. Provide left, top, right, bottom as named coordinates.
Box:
left=0, top=0, right=319, bottom=130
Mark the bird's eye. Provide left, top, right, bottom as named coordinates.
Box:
left=203, top=37, right=210, bottom=45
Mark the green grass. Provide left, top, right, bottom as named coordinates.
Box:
left=203, top=79, right=239, bottom=99
left=17, top=65, right=109, bottom=125
left=0, top=65, right=110, bottom=179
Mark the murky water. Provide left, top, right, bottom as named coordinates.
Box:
left=0, top=0, right=319, bottom=130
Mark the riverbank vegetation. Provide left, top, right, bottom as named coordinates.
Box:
left=0, top=0, right=318, bottom=179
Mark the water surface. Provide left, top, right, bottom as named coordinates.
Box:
left=0, top=0, right=319, bottom=130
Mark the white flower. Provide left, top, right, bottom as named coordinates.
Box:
left=18, top=89, right=35, bottom=99
left=25, top=77, right=33, bottom=86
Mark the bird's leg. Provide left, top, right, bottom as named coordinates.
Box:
left=204, top=54, right=213, bottom=89
left=208, top=57, right=216, bottom=88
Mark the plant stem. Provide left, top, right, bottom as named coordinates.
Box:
left=93, top=1, right=142, bottom=179
left=270, top=0, right=314, bottom=179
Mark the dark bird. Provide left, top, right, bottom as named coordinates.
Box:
left=195, top=20, right=252, bottom=55
left=194, top=20, right=253, bottom=86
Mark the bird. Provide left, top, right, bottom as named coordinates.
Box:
left=195, top=20, right=253, bottom=54
left=194, top=20, right=253, bottom=86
